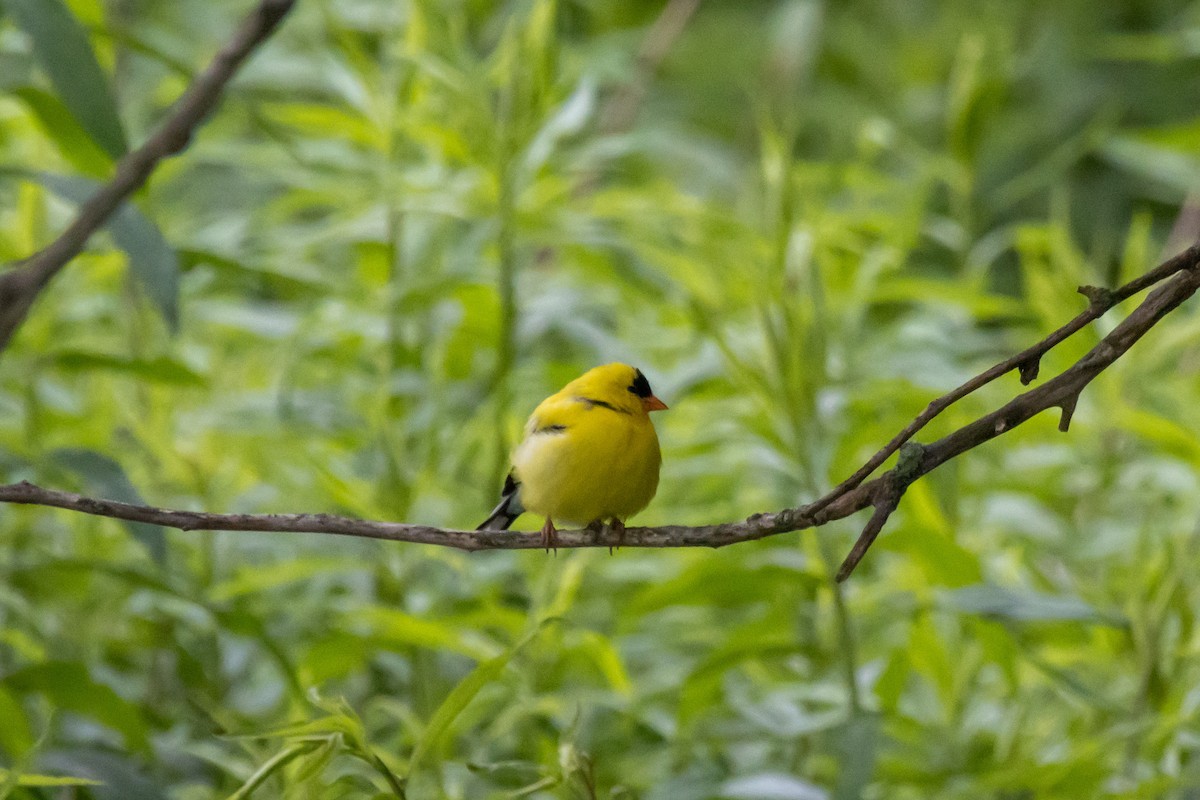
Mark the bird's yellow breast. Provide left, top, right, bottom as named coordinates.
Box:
left=512, top=396, right=661, bottom=526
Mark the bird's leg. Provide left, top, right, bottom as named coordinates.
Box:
left=540, top=517, right=558, bottom=555
left=584, top=518, right=615, bottom=555
left=610, top=517, right=626, bottom=554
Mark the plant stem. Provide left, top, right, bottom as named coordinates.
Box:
left=821, top=537, right=862, bottom=713
left=225, top=741, right=316, bottom=800
left=368, top=751, right=408, bottom=799
left=492, top=76, right=519, bottom=486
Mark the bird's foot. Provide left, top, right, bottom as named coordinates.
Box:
left=585, top=519, right=612, bottom=554
left=608, top=518, right=626, bottom=555
left=540, top=518, right=558, bottom=555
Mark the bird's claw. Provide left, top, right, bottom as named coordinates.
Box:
left=540, top=518, right=558, bottom=555
left=607, top=518, right=626, bottom=556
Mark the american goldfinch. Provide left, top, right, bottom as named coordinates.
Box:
left=477, top=363, right=668, bottom=550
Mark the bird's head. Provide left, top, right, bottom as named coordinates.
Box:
left=567, top=363, right=668, bottom=416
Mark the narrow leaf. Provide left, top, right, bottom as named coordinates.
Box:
left=224, top=742, right=318, bottom=800
left=3, top=0, right=127, bottom=157
left=720, top=773, right=828, bottom=800
left=943, top=584, right=1125, bottom=625
left=0, top=770, right=101, bottom=788
left=4, top=662, right=148, bottom=751
left=49, top=350, right=205, bottom=386
left=50, top=448, right=167, bottom=565
left=34, top=173, right=180, bottom=329
left=11, top=86, right=112, bottom=176
left=355, top=606, right=502, bottom=661
left=406, top=624, right=547, bottom=780
left=833, top=713, right=879, bottom=800
left=0, top=687, right=34, bottom=759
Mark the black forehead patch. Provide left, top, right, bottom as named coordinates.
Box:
left=628, top=368, right=653, bottom=398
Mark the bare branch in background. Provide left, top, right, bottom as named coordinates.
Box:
left=570, top=0, right=702, bottom=199
left=599, top=0, right=702, bottom=134
left=1164, top=192, right=1200, bottom=260
left=0, top=0, right=297, bottom=354
left=3, top=242, right=1198, bottom=577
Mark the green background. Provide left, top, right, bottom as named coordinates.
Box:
left=2, top=0, right=1200, bottom=797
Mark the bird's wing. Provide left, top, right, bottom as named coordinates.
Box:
left=523, top=391, right=582, bottom=436
left=476, top=470, right=524, bottom=530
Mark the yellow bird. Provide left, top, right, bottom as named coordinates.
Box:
left=477, top=363, right=668, bottom=550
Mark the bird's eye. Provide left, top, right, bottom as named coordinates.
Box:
left=628, top=368, right=653, bottom=398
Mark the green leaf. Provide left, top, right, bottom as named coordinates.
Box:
left=34, top=749, right=165, bottom=800
left=237, top=714, right=363, bottom=744
left=262, top=102, right=384, bottom=149
left=570, top=630, right=632, bottom=696
left=299, top=632, right=374, bottom=685
left=1102, top=137, right=1200, bottom=194
left=224, top=741, right=319, bottom=800
left=34, top=173, right=180, bottom=329
left=355, top=606, right=503, bottom=661
left=719, top=773, right=828, bottom=800
left=293, top=735, right=341, bottom=781
left=0, top=50, right=35, bottom=92
left=10, top=86, right=113, bottom=176
left=1113, top=407, right=1200, bottom=464
left=942, top=585, right=1125, bottom=626
left=3, top=0, right=127, bottom=157
left=0, top=686, right=34, bottom=759
left=48, top=349, right=206, bottom=386
left=833, top=713, right=879, bottom=800
left=679, top=632, right=798, bottom=727
left=178, top=248, right=334, bottom=293
left=13, top=558, right=181, bottom=598
left=4, top=662, right=148, bottom=751
left=521, top=78, right=594, bottom=175
left=209, top=558, right=363, bottom=602
left=49, top=448, right=167, bottom=564
left=0, top=769, right=101, bottom=788
left=405, top=623, right=547, bottom=781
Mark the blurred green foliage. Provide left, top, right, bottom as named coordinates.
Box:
left=2, top=0, right=1200, bottom=797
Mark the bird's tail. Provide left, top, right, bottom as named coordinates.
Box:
left=476, top=501, right=520, bottom=531
left=476, top=472, right=524, bottom=531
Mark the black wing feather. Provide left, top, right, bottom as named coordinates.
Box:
left=476, top=471, right=524, bottom=530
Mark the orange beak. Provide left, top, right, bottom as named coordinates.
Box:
left=642, top=395, right=668, bottom=412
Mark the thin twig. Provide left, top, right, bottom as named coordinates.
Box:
left=2, top=244, right=1198, bottom=571
left=0, top=0, right=297, bottom=354
left=836, top=476, right=905, bottom=582
left=599, top=0, right=702, bottom=133
left=806, top=242, right=1200, bottom=518
left=1164, top=194, right=1200, bottom=260
left=573, top=0, right=702, bottom=197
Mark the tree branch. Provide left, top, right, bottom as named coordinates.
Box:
left=0, top=0, right=297, bottom=354
left=1, top=243, right=1198, bottom=571
left=806, top=241, right=1200, bottom=518
left=0, top=478, right=830, bottom=551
